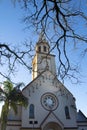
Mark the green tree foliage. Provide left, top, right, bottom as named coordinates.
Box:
left=0, top=80, right=28, bottom=130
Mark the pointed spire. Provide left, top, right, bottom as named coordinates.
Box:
left=35, top=30, right=50, bottom=53
left=38, top=30, right=47, bottom=43
left=36, top=30, right=50, bottom=48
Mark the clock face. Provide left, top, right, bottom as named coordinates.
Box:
left=41, top=93, right=58, bottom=111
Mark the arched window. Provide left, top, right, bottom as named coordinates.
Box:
left=65, top=106, right=70, bottom=119
left=43, top=46, right=46, bottom=52
left=38, top=46, right=41, bottom=52
left=29, top=104, right=34, bottom=118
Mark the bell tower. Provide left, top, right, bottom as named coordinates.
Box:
left=32, top=32, right=56, bottom=80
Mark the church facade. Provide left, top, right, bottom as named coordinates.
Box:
left=1, top=34, right=87, bottom=130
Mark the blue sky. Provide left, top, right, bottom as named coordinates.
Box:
left=0, top=0, right=26, bottom=43
left=0, top=0, right=87, bottom=117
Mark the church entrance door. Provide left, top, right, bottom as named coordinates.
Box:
left=43, top=122, right=62, bottom=130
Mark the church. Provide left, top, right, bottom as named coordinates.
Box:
left=1, top=34, right=87, bottom=130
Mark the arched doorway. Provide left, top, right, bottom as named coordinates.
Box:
left=43, top=122, right=62, bottom=130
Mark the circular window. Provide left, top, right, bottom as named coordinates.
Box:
left=41, top=93, right=58, bottom=111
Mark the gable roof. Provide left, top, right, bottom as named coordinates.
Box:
left=22, top=70, right=73, bottom=98
left=22, top=70, right=48, bottom=92
left=77, top=110, right=87, bottom=122
left=22, top=70, right=56, bottom=92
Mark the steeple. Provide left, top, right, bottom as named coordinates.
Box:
left=32, top=32, right=56, bottom=80
left=35, top=31, right=50, bottom=54
left=38, top=30, right=47, bottom=42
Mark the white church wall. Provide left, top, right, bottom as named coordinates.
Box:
left=22, top=71, right=77, bottom=129
left=6, top=120, right=21, bottom=130
left=54, top=94, right=77, bottom=127
left=77, top=122, right=87, bottom=130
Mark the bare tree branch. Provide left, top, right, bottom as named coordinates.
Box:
left=0, top=0, right=87, bottom=83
